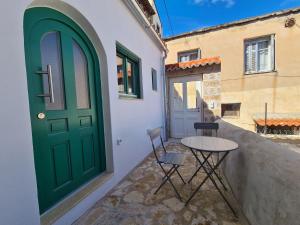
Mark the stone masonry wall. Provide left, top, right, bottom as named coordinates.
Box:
left=203, top=72, right=221, bottom=122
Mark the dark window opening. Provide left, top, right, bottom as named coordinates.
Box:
left=221, top=103, right=241, bottom=118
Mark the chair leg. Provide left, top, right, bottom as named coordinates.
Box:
left=155, top=166, right=176, bottom=194
left=161, top=166, right=176, bottom=181
left=167, top=175, right=182, bottom=201
left=154, top=164, right=182, bottom=201
left=175, top=166, right=186, bottom=184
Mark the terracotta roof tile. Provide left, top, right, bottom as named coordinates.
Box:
left=165, top=57, right=221, bottom=72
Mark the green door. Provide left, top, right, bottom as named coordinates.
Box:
left=24, top=8, right=106, bottom=213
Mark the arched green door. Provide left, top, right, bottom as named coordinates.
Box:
left=24, top=8, right=106, bottom=213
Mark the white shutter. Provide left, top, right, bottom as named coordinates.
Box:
left=245, top=43, right=252, bottom=73
left=251, top=43, right=257, bottom=72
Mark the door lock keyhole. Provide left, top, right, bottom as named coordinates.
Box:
left=37, top=112, right=46, bottom=120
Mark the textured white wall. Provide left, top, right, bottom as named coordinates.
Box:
left=0, top=1, right=165, bottom=225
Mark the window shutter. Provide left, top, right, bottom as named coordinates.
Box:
left=251, top=43, right=257, bottom=72
left=245, top=43, right=251, bottom=72
left=270, top=35, right=275, bottom=71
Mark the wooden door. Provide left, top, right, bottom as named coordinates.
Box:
left=170, top=76, right=202, bottom=138
left=24, top=8, right=106, bottom=213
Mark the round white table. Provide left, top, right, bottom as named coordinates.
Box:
left=181, top=136, right=238, bottom=152
left=181, top=136, right=239, bottom=216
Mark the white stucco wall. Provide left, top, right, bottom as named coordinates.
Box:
left=0, top=1, right=165, bottom=225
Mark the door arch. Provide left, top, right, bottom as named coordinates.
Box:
left=24, top=7, right=106, bottom=213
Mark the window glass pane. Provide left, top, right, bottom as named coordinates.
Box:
left=73, top=40, right=90, bottom=109
left=40, top=32, right=65, bottom=110
left=127, top=61, right=134, bottom=94
left=173, top=83, right=184, bottom=111
left=152, top=69, right=157, bottom=91
left=187, top=81, right=201, bottom=109
left=179, top=55, right=188, bottom=62
left=258, top=41, right=270, bottom=71
left=116, top=55, right=125, bottom=93
left=189, top=53, right=198, bottom=61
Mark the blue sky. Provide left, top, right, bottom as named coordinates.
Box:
left=155, top=0, right=300, bottom=38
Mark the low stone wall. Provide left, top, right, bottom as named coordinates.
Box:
left=218, top=120, right=300, bottom=225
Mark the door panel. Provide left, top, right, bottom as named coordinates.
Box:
left=24, top=9, right=105, bottom=213
left=81, top=134, right=95, bottom=173
left=51, top=141, right=73, bottom=188
left=170, top=76, right=202, bottom=138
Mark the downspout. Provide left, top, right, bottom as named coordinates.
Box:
left=162, top=49, right=168, bottom=141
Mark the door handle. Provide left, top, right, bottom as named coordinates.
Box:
left=36, top=64, right=55, bottom=103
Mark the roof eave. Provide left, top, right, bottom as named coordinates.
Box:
left=164, top=6, right=300, bottom=41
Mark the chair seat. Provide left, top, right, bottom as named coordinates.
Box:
left=158, top=152, right=185, bottom=166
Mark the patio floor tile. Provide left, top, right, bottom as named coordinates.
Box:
left=73, top=142, right=242, bottom=225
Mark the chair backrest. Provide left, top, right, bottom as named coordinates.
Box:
left=194, top=122, right=219, bottom=136
left=147, top=127, right=166, bottom=161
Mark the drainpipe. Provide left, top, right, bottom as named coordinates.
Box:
left=162, top=50, right=168, bottom=141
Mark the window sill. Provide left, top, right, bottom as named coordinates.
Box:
left=118, top=93, right=140, bottom=100
left=244, top=70, right=277, bottom=76
left=222, top=116, right=240, bottom=119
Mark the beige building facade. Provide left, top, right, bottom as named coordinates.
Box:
left=165, top=7, right=300, bottom=132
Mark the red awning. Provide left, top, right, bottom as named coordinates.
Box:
left=255, top=119, right=300, bottom=127
left=253, top=113, right=300, bottom=127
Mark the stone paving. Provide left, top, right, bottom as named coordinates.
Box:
left=73, top=142, right=242, bottom=225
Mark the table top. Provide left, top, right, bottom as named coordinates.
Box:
left=181, top=136, right=238, bottom=152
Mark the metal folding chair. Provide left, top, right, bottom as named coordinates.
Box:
left=147, top=127, right=186, bottom=201
left=190, top=122, right=227, bottom=191
left=194, top=122, right=219, bottom=137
